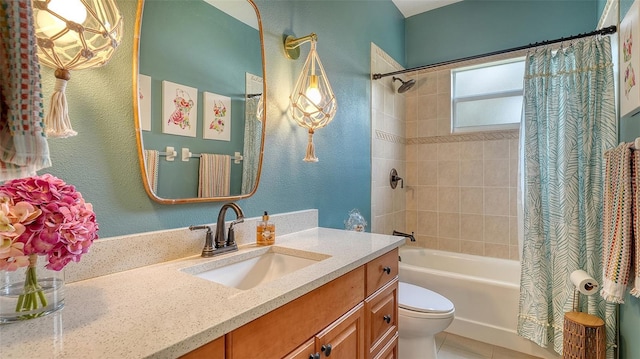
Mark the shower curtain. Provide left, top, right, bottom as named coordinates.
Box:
left=517, top=36, right=617, bottom=357
left=241, top=96, right=262, bottom=194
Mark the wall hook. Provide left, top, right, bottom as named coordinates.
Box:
left=390, top=168, right=403, bottom=189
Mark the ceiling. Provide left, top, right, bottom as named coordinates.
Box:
left=391, top=0, right=463, bottom=18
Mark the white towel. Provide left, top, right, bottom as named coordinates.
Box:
left=198, top=154, right=230, bottom=197
left=143, top=150, right=159, bottom=193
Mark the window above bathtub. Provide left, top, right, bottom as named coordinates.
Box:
left=451, top=57, right=525, bottom=133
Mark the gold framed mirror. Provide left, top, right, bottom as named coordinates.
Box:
left=132, top=0, right=266, bottom=204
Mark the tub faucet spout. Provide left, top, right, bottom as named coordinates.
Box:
left=393, top=230, right=415, bottom=242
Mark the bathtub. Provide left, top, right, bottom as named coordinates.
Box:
left=398, top=247, right=559, bottom=359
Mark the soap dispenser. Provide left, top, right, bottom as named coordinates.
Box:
left=257, top=211, right=275, bottom=245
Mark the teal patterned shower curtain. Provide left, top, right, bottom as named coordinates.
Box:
left=517, top=36, right=617, bottom=357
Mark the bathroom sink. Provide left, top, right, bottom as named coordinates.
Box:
left=182, top=247, right=330, bottom=290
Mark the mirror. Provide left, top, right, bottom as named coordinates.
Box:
left=133, top=0, right=266, bottom=204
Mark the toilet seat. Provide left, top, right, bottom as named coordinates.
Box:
left=398, top=282, right=455, bottom=317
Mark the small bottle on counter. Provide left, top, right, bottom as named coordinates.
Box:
left=256, top=211, right=275, bottom=245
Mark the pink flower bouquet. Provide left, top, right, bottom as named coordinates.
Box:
left=0, top=174, right=98, bottom=318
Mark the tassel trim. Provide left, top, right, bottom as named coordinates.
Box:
left=629, top=287, right=640, bottom=298
left=303, top=129, right=319, bottom=162
left=44, top=75, right=77, bottom=138
left=517, top=314, right=563, bottom=331
left=601, top=279, right=628, bottom=304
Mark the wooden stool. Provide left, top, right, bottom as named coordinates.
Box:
left=563, top=312, right=605, bottom=359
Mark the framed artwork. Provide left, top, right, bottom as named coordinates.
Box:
left=621, top=0, right=640, bottom=117
left=162, top=80, right=198, bottom=137
left=138, top=74, right=152, bottom=131
left=203, top=91, right=231, bottom=141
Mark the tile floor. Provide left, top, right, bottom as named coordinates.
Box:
left=434, top=332, right=543, bottom=359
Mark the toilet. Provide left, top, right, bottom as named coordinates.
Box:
left=398, top=282, right=455, bottom=359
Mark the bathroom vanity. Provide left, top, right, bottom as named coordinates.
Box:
left=0, top=227, right=403, bottom=358
left=181, top=248, right=399, bottom=359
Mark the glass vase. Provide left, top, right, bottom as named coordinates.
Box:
left=0, top=255, right=65, bottom=323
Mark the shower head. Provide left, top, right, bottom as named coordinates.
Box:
left=392, top=76, right=416, bottom=93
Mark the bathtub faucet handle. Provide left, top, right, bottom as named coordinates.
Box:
left=390, top=168, right=404, bottom=189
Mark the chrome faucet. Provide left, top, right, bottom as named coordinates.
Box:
left=189, top=202, right=245, bottom=257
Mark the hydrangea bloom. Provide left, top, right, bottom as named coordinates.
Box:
left=0, top=174, right=99, bottom=271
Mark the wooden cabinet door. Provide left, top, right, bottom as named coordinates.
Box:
left=227, top=266, right=365, bottom=359
left=284, top=338, right=317, bottom=359
left=365, top=278, right=398, bottom=358
left=315, top=303, right=365, bottom=359
left=365, top=248, right=399, bottom=297
left=373, top=334, right=398, bottom=359
left=179, top=336, right=224, bottom=359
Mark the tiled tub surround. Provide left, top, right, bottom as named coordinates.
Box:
left=404, top=134, right=520, bottom=260
left=370, top=45, right=520, bottom=260
left=0, top=220, right=404, bottom=358
left=371, top=43, right=407, bottom=236
left=404, top=65, right=520, bottom=260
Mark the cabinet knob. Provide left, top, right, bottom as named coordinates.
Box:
left=382, top=266, right=392, bottom=274
left=383, top=314, right=392, bottom=324
left=321, top=344, right=332, bottom=356
left=309, top=353, right=320, bottom=359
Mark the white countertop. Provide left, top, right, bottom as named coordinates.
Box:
left=0, top=227, right=404, bottom=358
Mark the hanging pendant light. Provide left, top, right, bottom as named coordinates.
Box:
left=32, top=0, right=123, bottom=138
left=285, top=33, right=337, bottom=162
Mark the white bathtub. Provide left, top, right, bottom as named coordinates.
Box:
left=398, top=247, right=559, bottom=359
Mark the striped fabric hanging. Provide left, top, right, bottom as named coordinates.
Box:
left=143, top=150, right=159, bottom=193
left=602, top=142, right=640, bottom=303
left=0, top=0, right=51, bottom=180
left=198, top=154, right=230, bottom=197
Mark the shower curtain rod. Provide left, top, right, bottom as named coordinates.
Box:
left=372, top=25, right=617, bottom=80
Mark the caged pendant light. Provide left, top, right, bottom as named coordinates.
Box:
left=284, top=33, right=337, bottom=162
left=32, top=0, right=123, bottom=138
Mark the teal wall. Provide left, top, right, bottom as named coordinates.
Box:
left=42, top=1, right=640, bottom=357
left=139, top=1, right=261, bottom=198
left=39, top=0, right=404, bottom=238
left=621, top=0, right=633, bottom=19
left=597, top=0, right=609, bottom=23
left=405, top=0, right=597, bottom=68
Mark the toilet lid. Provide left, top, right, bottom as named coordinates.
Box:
left=398, top=282, right=454, bottom=314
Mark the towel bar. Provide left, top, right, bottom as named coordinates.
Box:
left=181, top=148, right=244, bottom=164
